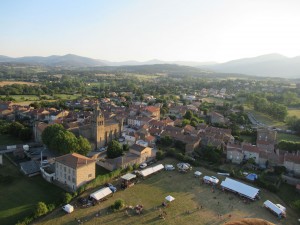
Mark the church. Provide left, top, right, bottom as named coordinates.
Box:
left=79, top=104, right=123, bottom=149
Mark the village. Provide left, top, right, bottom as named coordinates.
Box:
left=1, top=86, right=300, bottom=225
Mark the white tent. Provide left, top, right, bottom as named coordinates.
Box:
left=165, top=195, right=175, bottom=202
left=121, top=173, right=136, bottom=181
left=90, top=187, right=113, bottom=201
left=221, top=178, right=259, bottom=200
left=62, top=204, right=74, bottom=213
left=139, top=164, right=164, bottom=177
left=264, top=200, right=286, bottom=217
left=177, top=163, right=190, bottom=170
left=194, top=171, right=202, bottom=177
left=152, top=164, right=164, bottom=173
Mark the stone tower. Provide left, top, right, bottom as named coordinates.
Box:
left=91, top=103, right=105, bottom=149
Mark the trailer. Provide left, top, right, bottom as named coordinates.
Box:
left=263, top=200, right=286, bottom=218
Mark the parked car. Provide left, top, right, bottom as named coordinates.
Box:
left=105, top=183, right=117, bottom=193
left=165, top=164, right=175, bottom=171
left=139, top=163, right=147, bottom=169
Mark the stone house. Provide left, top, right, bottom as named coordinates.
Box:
left=55, top=153, right=96, bottom=191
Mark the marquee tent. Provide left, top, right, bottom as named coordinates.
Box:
left=90, top=187, right=113, bottom=201
left=221, top=178, right=259, bottom=200
left=139, top=164, right=164, bottom=177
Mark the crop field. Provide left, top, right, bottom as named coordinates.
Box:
left=288, top=109, right=300, bottom=118
left=36, top=158, right=298, bottom=225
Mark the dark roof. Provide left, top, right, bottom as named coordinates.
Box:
left=130, top=144, right=147, bottom=152
left=20, top=160, right=40, bottom=175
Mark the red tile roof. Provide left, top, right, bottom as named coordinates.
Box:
left=55, top=153, right=95, bottom=169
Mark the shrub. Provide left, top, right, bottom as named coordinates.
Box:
left=63, top=193, right=73, bottom=204
left=112, top=199, right=125, bottom=211
left=16, top=216, right=34, bottom=225
left=47, top=203, right=55, bottom=212
left=156, top=150, right=166, bottom=160
left=34, top=202, right=48, bottom=218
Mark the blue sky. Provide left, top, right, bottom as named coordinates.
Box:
left=1, top=0, right=300, bottom=62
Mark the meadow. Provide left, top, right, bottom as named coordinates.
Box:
left=35, top=158, right=299, bottom=225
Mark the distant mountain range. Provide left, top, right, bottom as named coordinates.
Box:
left=0, top=53, right=299, bottom=78
left=201, top=54, right=300, bottom=78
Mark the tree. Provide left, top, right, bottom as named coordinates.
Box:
left=112, top=199, right=125, bottom=210
left=34, top=202, right=48, bottom=218
left=182, top=119, right=190, bottom=127
left=77, top=136, right=92, bottom=156
left=8, top=122, right=24, bottom=137
left=184, top=110, right=193, bottom=120
left=42, top=124, right=65, bottom=147
left=160, top=135, right=173, bottom=146
left=123, top=144, right=129, bottom=152
left=19, top=127, right=32, bottom=141
left=107, top=140, right=123, bottom=159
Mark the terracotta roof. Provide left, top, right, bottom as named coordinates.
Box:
left=55, top=153, right=95, bottom=169
left=242, top=144, right=260, bottom=153
left=284, top=152, right=300, bottom=164
left=145, top=106, right=160, bottom=113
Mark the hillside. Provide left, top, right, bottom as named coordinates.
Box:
left=203, top=54, right=300, bottom=78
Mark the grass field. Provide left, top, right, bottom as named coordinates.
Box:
left=0, top=134, right=23, bottom=146
left=53, top=94, right=82, bottom=100
left=0, top=81, right=40, bottom=87
left=36, top=158, right=299, bottom=225
left=276, top=133, right=300, bottom=142
left=288, top=109, right=300, bottom=118
left=0, top=157, right=64, bottom=225
left=244, top=106, right=286, bottom=128
left=0, top=95, right=40, bottom=102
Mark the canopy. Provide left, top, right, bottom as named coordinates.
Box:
left=264, top=200, right=284, bottom=215
left=194, top=171, right=202, bottom=176
left=90, top=187, right=112, bottom=201
left=221, top=178, right=259, bottom=200
left=121, top=173, right=136, bottom=181
left=139, top=164, right=164, bottom=177
left=165, top=195, right=175, bottom=202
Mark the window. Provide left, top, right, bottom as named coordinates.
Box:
left=88, top=174, right=92, bottom=178
left=68, top=176, right=70, bottom=181
left=64, top=167, right=66, bottom=172
left=72, top=177, right=76, bottom=183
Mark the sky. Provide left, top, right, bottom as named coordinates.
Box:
left=1, top=0, right=300, bottom=62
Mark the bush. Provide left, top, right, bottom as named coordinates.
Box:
left=63, top=193, right=73, bottom=204
left=293, top=199, right=300, bottom=212
left=156, top=150, right=166, bottom=160
left=47, top=203, right=55, bottom=212
left=112, top=199, right=125, bottom=211
left=34, top=202, right=48, bottom=218
left=16, top=216, right=34, bottom=225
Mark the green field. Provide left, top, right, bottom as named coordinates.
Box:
left=276, top=133, right=300, bottom=142
left=0, top=134, right=23, bottom=146
left=0, top=157, right=64, bottom=225
left=36, top=158, right=299, bottom=225
left=245, top=106, right=286, bottom=128
left=1, top=95, right=40, bottom=102
left=288, top=109, right=300, bottom=118
left=53, top=94, right=82, bottom=100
